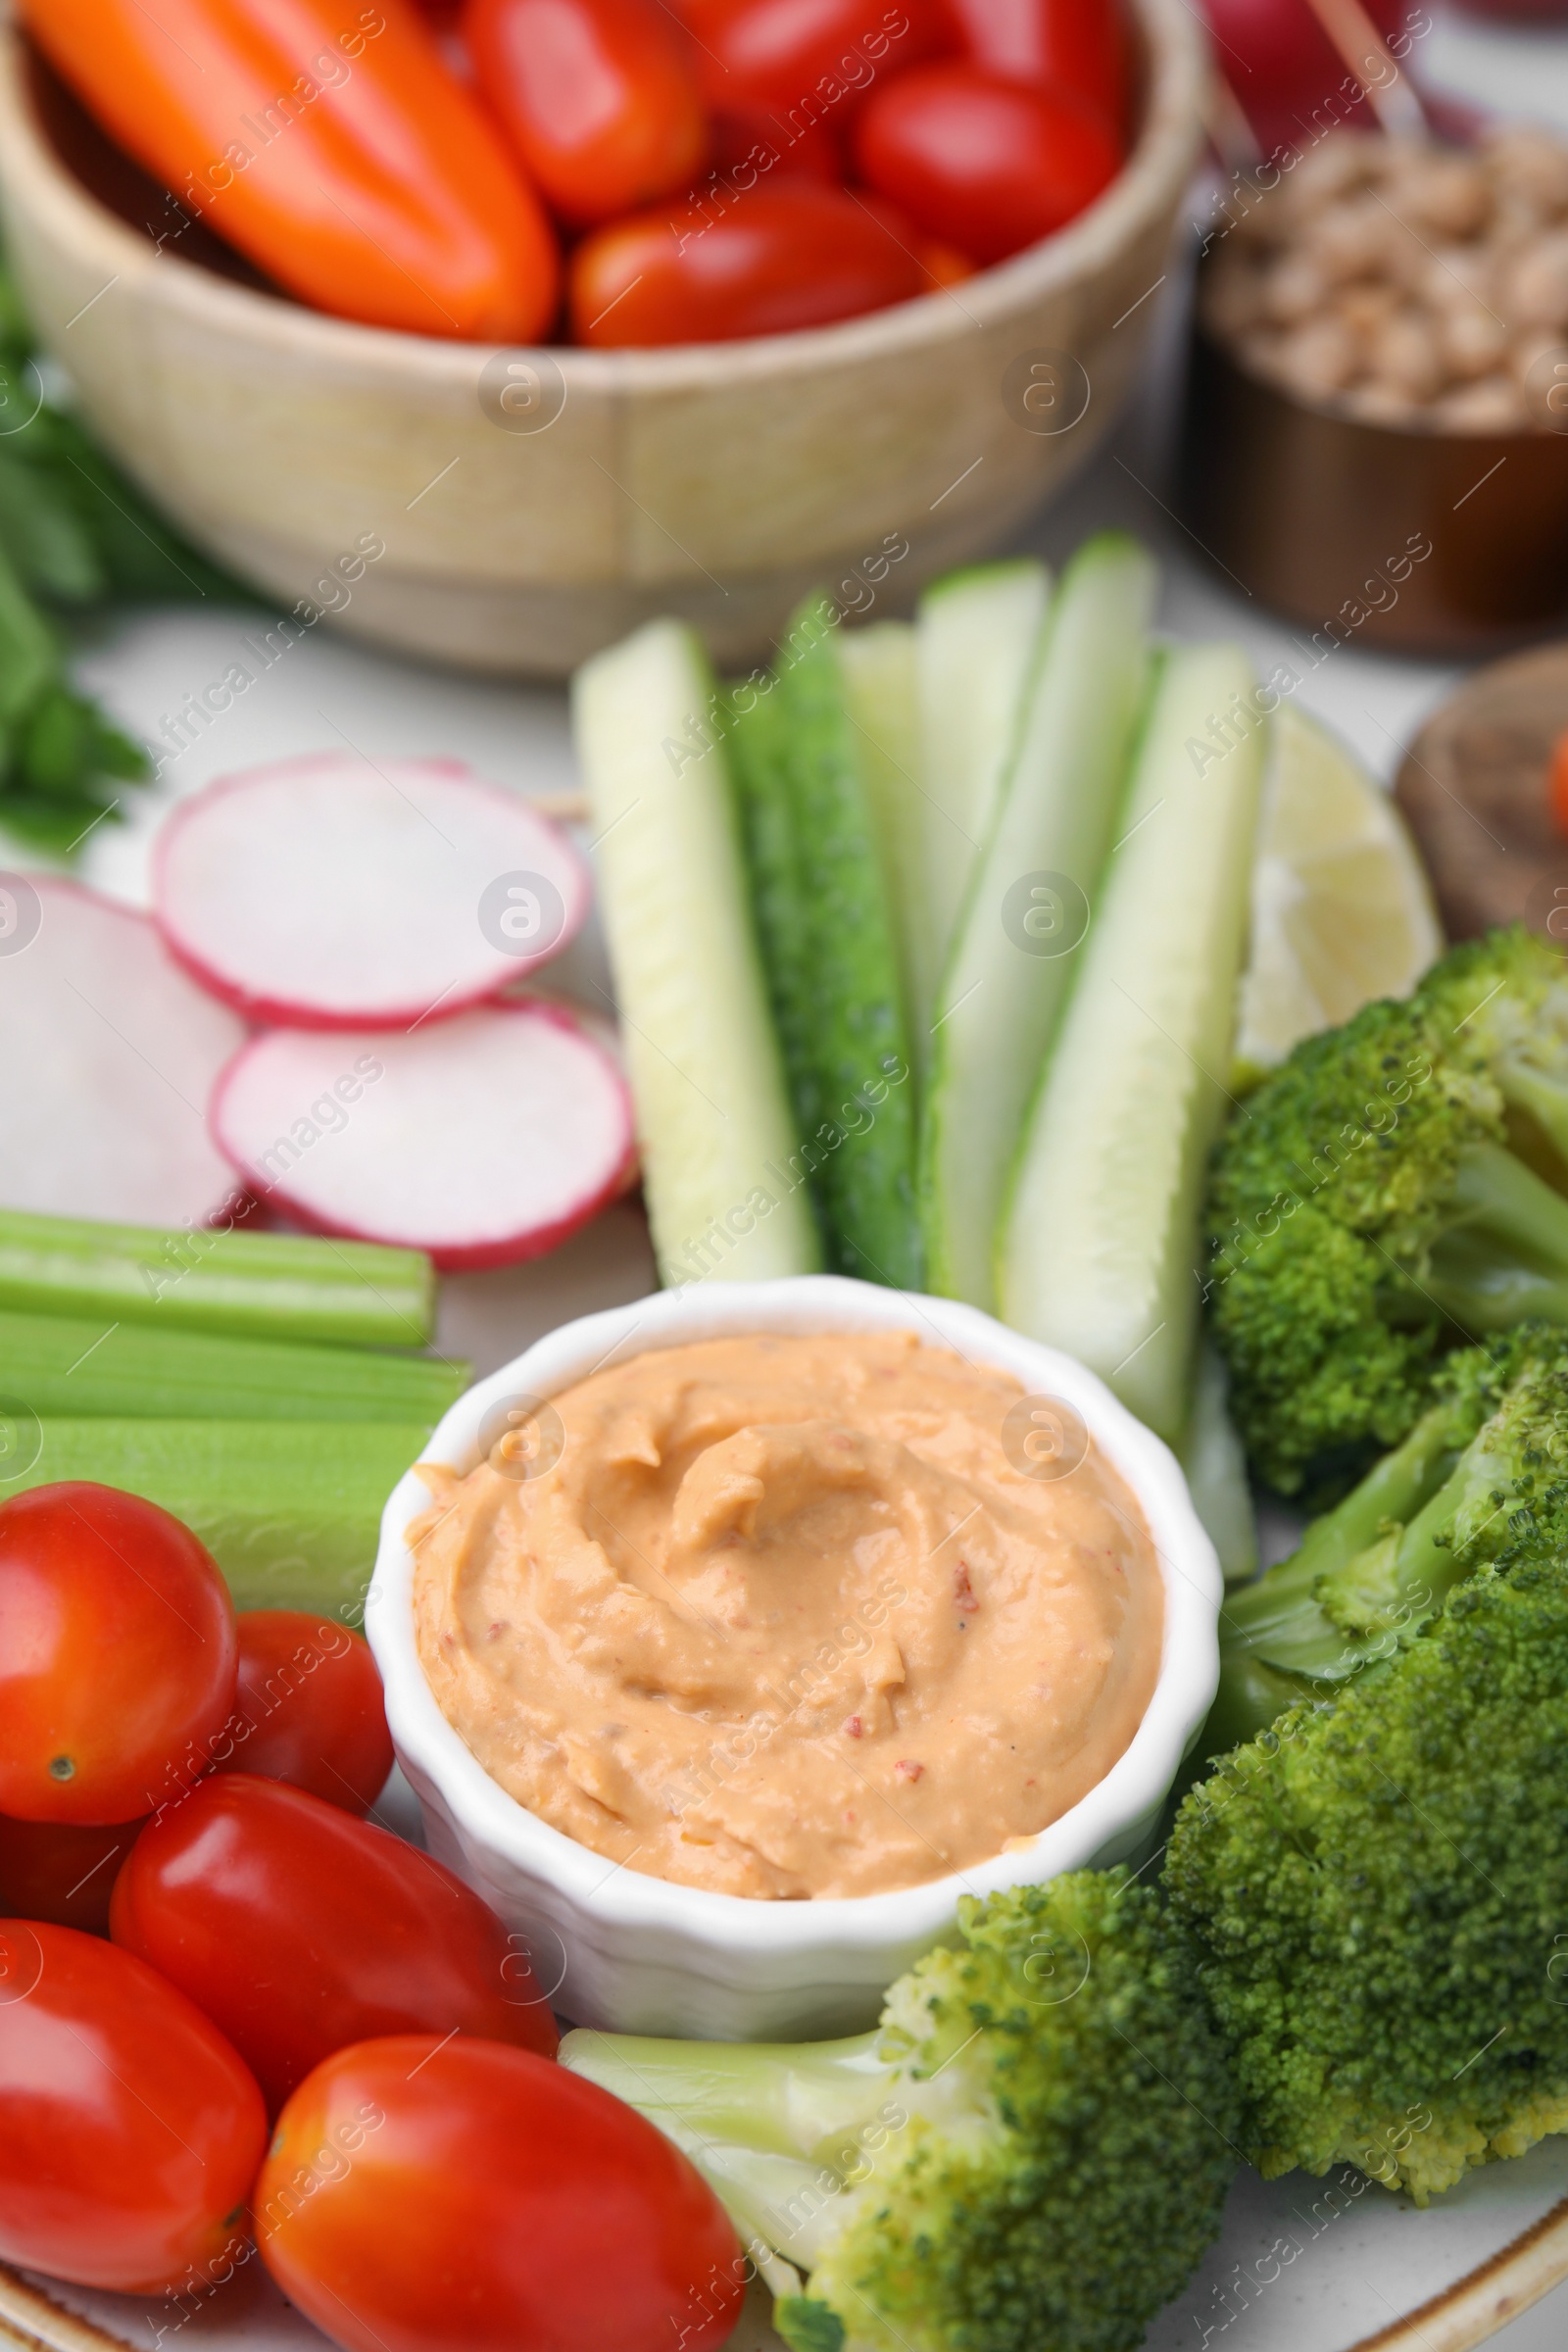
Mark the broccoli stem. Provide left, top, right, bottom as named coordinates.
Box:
left=1496, top=1056, right=1568, bottom=1170
left=1426, top=1141, right=1568, bottom=1332
left=562, top=2028, right=896, bottom=2278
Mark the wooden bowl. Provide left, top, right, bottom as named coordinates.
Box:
left=0, top=4, right=1203, bottom=678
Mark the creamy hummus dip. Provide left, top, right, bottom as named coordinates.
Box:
left=411, top=1331, right=1162, bottom=1900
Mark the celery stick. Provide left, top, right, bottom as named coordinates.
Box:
left=839, top=621, right=923, bottom=1085
left=998, top=644, right=1266, bottom=1440
left=912, top=561, right=1050, bottom=1044
left=0, top=1309, right=466, bottom=1424
left=921, top=535, right=1157, bottom=1310
left=1, top=1421, right=426, bottom=1617
left=0, top=1209, right=434, bottom=1348
left=573, top=620, right=820, bottom=1285
left=773, top=599, right=922, bottom=1290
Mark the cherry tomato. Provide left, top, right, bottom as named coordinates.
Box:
left=709, top=103, right=846, bottom=180
left=211, top=1611, right=394, bottom=1815
left=0, top=1813, right=146, bottom=1934
left=854, top=61, right=1121, bottom=264
left=679, top=0, right=950, bottom=115
left=464, top=0, right=707, bottom=225
left=258, top=2035, right=745, bottom=2352
left=0, top=1920, right=266, bottom=2293
left=0, top=1483, right=236, bottom=1827
left=855, top=189, right=976, bottom=291
left=1200, top=1, right=1411, bottom=158
left=111, top=1775, right=558, bottom=2111
left=944, top=0, right=1131, bottom=128
left=571, top=179, right=924, bottom=342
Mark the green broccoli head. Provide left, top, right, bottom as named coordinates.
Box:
left=1167, top=1545, right=1568, bottom=2202
left=561, top=1873, right=1241, bottom=2352
left=1205, top=928, right=1568, bottom=1495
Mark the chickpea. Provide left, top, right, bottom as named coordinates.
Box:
left=1502, top=233, right=1568, bottom=330
left=1438, top=304, right=1511, bottom=381
left=1273, top=316, right=1361, bottom=401
left=1260, top=253, right=1330, bottom=325
left=1399, top=157, right=1492, bottom=241
left=1481, top=124, right=1568, bottom=220
left=1431, top=375, right=1530, bottom=432
left=1366, top=309, right=1446, bottom=403
left=1340, top=381, right=1423, bottom=429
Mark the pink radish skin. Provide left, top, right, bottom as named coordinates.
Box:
left=153, top=757, right=591, bottom=1032
left=210, top=1001, right=637, bottom=1272
left=0, top=877, right=246, bottom=1226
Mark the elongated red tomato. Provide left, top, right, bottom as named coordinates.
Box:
left=19, top=0, right=560, bottom=339
left=679, top=0, right=949, bottom=114
left=464, top=0, right=706, bottom=224
left=111, top=1775, right=558, bottom=2111
left=944, top=0, right=1131, bottom=129
left=572, top=179, right=924, bottom=343
left=0, top=1482, right=236, bottom=1826
left=854, top=61, right=1121, bottom=263
left=259, top=2036, right=745, bottom=2352
left=0, top=1921, right=266, bottom=2293
left=0, top=1813, right=146, bottom=1933
left=211, top=1610, right=393, bottom=1814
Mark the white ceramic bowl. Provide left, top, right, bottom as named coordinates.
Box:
left=368, top=1276, right=1220, bottom=2039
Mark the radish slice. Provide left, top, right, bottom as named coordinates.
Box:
left=0, top=877, right=245, bottom=1225
left=210, top=1003, right=636, bottom=1271
left=154, top=756, right=591, bottom=1030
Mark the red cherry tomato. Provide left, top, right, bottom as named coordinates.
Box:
left=944, top=0, right=1131, bottom=128
left=854, top=61, right=1121, bottom=264
left=464, top=0, right=707, bottom=225
left=571, top=179, right=924, bottom=342
left=258, top=2035, right=745, bottom=2352
left=0, top=1920, right=266, bottom=2293
left=0, top=1483, right=236, bottom=1826
left=679, top=0, right=949, bottom=114
left=709, top=102, right=846, bottom=180
left=211, top=1611, right=394, bottom=1815
left=111, top=1775, right=558, bottom=2112
left=0, top=1812, right=146, bottom=1934
left=1200, top=1, right=1410, bottom=158
left=854, top=188, right=976, bottom=290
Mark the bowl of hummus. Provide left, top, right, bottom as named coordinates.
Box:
left=367, top=1276, right=1221, bottom=2039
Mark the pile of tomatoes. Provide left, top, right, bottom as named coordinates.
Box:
left=0, top=1483, right=744, bottom=2352
left=448, top=0, right=1134, bottom=342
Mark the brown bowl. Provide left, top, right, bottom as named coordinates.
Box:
left=1178, top=323, right=1568, bottom=656
left=0, top=4, right=1203, bottom=679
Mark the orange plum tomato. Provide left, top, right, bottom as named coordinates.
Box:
left=853, top=59, right=1121, bottom=263
left=0, top=1921, right=266, bottom=2293
left=679, top=0, right=950, bottom=115
left=0, top=1482, right=237, bottom=1827
left=110, top=1774, right=559, bottom=2113
left=571, top=178, right=924, bottom=342
left=211, top=1610, right=394, bottom=1815
left=258, top=2035, right=746, bottom=2352
left=944, top=0, right=1131, bottom=130
left=464, top=0, right=707, bottom=224
left=0, top=1813, right=147, bottom=1934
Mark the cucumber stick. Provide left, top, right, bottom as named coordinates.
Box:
left=727, top=681, right=823, bottom=1167
left=0, top=1308, right=466, bottom=1424
left=921, top=534, right=1156, bottom=1310
left=999, top=643, right=1267, bottom=1440
left=911, top=561, right=1050, bottom=1045
left=838, top=621, right=923, bottom=1070
left=0, top=1421, right=426, bottom=1615
left=0, top=1207, right=434, bottom=1347
left=772, top=599, right=921, bottom=1290
left=572, top=621, right=820, bottom=1286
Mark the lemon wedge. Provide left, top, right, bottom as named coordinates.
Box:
left=1235, top=704, right=1443, bottom=1083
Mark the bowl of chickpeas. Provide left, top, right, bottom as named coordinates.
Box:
left=1180, top=122, right=1568, bottom=653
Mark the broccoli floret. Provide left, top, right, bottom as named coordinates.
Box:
left=561, top=1873, right=1241, bottom=2352
left=1204, top=928, right=1568, bottom=1495
left=1167, top=1542, right=1568, bottom=2202
left=1202, top=1324, right=1568, bottom=1756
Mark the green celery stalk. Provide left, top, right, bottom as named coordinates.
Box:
left=1, top=1420, right=429, bottom=1618
left=0, top=1308, right=466, bottom=1424
left=0, top=1209, right=435, bottom=1348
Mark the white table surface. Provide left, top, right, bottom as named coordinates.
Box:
left=19, top=7, right=1568, bottom=2345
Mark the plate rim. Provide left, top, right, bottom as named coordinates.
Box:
left=5, top=2197, right=1568, bottom=2352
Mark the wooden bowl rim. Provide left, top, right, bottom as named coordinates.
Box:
left=0, top=0, right=1206, bottom=392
